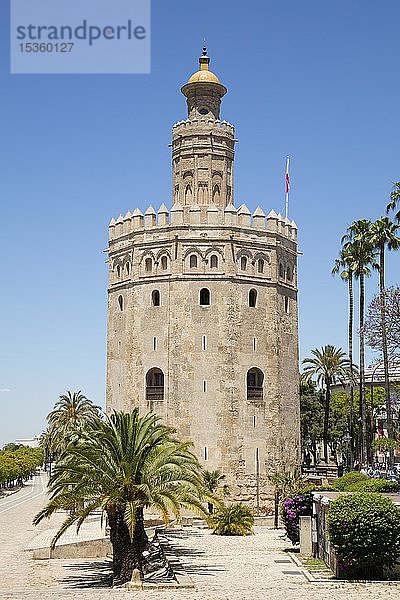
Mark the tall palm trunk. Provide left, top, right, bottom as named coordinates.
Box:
left=108, top=507, right=148, bottom=585
left=323, top=380, right=331, bottom=463
left=348, top=274, right=355, bottom=467
left=379, top=243, right=393, bottom=444
left=359, top=273, right=367, bottom=464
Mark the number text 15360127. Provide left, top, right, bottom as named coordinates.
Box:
left=19, top=43, right=74, bottom=53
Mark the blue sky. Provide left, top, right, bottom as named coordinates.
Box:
left=1, top=0, right=399, bottom=446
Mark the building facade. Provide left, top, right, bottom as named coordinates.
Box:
left=106, top=49, right=300, bottom=506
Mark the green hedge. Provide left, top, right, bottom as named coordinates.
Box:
left=332, top=472, right=399, bottom=493
left=332, top=472, right=369, bottom=491
left=328, top=492, right=400, bottom=579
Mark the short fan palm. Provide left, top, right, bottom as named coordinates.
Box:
left=34, top=409, right=212, bottom=585
left=211, top=503, right=254, bottom=536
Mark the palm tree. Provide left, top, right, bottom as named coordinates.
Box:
left=33, top=409, right=212, bottom=585
left=211, top=503, right=254, bottom=536
left=332, top=247, right=356, bottom=467
left=302, top=345, right=353, bottom=463
left=47, top=390, right=101, bottom=452
left=202, top=469, right=227, bottom=513
left=369, top=217, right=400, bottom=443
left=342, top=220, right=378, bottom=463
left=39, top=426, right=58, bottom=476
left=386, top=182, right=400, bottom=222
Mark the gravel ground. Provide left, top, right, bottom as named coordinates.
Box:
left=0, top=476, right=399, bottom=600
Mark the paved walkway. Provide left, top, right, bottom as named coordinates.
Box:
left=0, top=476, right=399, bottom=599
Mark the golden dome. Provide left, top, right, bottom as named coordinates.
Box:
left=188, top=69, right=221, bottom=84
left=186, top=46, right=223, bottom=85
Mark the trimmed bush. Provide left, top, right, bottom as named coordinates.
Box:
left=332, top=471, right=399, bottom=493
left=328, top=492, right=400, bottom=579
left=349, top=479, right=399, bottom=493
left=211, top=503, right=254, bottom=536
left=332, top=471, right=369, bottom=491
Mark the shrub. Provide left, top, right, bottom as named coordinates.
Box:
left=332, top=471, right=399, bottom=493
left=349, top=479, right=399, bottom=493
left=328, top=492, right=400, bottom=579
left=211, top=503, right=254, bottom=536
left=332, top=471, right=369, bottom=491
left=281, top=492, right=313, bottom=545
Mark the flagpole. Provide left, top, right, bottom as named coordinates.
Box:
left=285, top=156, right=290, bottom=219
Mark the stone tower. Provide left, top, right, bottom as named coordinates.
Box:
left=106, top=49, right=300, bottom=508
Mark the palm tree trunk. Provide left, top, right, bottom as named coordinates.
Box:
left=348, top=274, right=354, bottom=468
left=108, top=508, right=144, bottom=585
left=359, top=274, right=367, bottom=464
left=379, top=243, right=393, bottom=447
left=323, top=382, right=331, bottom=463
left=134, top=507, right=149, bottom=551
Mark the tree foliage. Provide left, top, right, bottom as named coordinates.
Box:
left=302, top=345, right=354, bottom=462
left=300, top=381, right=324, bottom=462
left=46, top=390, right=101, bottom=456
left=0, top=446, right=43, bottom=486
left=364, top=287, right=400, bottom=359
left=386, top=181, right=400, bottom=222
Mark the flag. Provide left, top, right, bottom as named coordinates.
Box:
left=285, top=156, right=290, bottom=194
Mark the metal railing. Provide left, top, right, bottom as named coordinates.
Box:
left=146, top=386, right=164, bottom=402
left=247, top=386, right=263, bottom=401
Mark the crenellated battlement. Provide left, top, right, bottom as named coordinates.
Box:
left=109, top=202, right=297, bottom=242
left=172, top=118, right=235, bottom=136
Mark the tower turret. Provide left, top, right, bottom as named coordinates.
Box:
left=172, top=47, right=235, bottom=212
left=180, top=45, right=227, bottom=120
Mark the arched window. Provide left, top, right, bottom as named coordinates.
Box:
left=146, top=368, right=164, bottom=407
left=286, top=266, right=292, bottom=281
left=241, top=256, right=247, bottom=271
left=249, top=289, right=257, bottom=308
left=258, top=259, right=264, bottom=274
left=125, top=263, right=130, bottom=275
left=210, top=255, right=218, bottom=269
left=200, top=288, right=210, bottom=306
left=247, top=368, right=264, bottom=401
left=161, top=256, right=168, bottom=270
left=116, top=265, right=121, bottom=278
left=185, top=184, right=193, bottom=205
left=190, top=254, right=198, bottom=268
left=279, top=263, right=284, bottom=278
left=145, top=257, right=152, bottom=273
left=284, top=296, right=289, bottom=314
left=118, top=295, right=124, bottom=311
left=152, top=290, right=160, bottom=306
left=213, top=184, right=221, bottom=204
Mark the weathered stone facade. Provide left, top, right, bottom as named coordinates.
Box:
left=106, top=49, right=300, bottom=508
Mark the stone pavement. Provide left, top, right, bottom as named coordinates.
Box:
left=0, top=476, right=399, bottom=599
